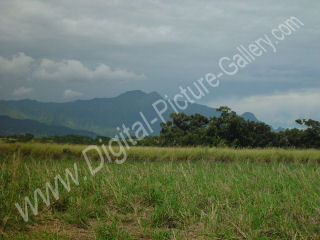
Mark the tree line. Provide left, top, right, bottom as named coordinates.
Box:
left=139, top=106, right=320, bottom=148
left=0, top=134, right=111, bottom=145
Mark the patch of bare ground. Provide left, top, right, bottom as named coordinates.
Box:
left=26, top=219, right=95, bottom=240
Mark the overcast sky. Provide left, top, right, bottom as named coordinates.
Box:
left=0, top=0, right=319, bottom=127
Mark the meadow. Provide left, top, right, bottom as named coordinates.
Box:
left=0, top=142, right=320, bottom=239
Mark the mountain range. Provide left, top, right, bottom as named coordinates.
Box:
left=0, top=90, right=259, bottom=137
left=0, top=115, right=96, bottom=137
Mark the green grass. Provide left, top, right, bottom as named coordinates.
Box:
left=0, top=143, right=320, bottom=239
left=1, top=142, right=320, bottom=163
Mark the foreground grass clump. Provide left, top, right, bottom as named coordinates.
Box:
left=0, top=143, right=320, bottom=239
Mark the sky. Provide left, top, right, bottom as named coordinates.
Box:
left=0, top=0, right=319, bottom=128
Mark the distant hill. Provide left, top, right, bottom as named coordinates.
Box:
left=0, top=90, right=259, bottom=136
left=240, top=112, right=259, bottom=122
left=0, top=115, right=96, bottom=137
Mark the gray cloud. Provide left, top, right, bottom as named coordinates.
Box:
left=0, top=52, right=146, bottom=83
left=0, top=52, right=33, bottom=79
left=63, top=89, right=83, bottom=98
left=0, top=0, right=319, bottom=126
left=13, top=86, right=34, bottom=97
left=33, top=57, right=146, bottom=82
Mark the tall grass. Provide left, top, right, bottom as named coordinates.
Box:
left=1, top=142, right=320, bottom=163
left=0, top=143, right=320, bottom=239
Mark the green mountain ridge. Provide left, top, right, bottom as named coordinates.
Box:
left=0, top=90, right=259, bottom=136
left=0, top=115, right=96, bottom=137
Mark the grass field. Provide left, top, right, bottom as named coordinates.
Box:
left=0, top=143, right=320, bottom=239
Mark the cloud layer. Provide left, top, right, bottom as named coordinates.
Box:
left=63, top=89, right=83, bottom=98
left=33, top=58, right=146, bottom=82
left=0, top=53, right=34, bottom=79
left=212, top=88, right=320, bottom=128
left=0, top=0, right=319, bottom=126
left=0, top=52, right=145, bottom=83
left=12, top=86, right=34, bottom=97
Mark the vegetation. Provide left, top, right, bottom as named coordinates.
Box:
left=0, top=143, right=320, bottom=239
left=0, top=134, right=110, bottom=145
left=139, top=106, right=320, bottom=148
left=1, top=142, right=320, bottom=163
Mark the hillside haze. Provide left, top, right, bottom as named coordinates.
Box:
left=0, top=90, right=258, bottom=136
